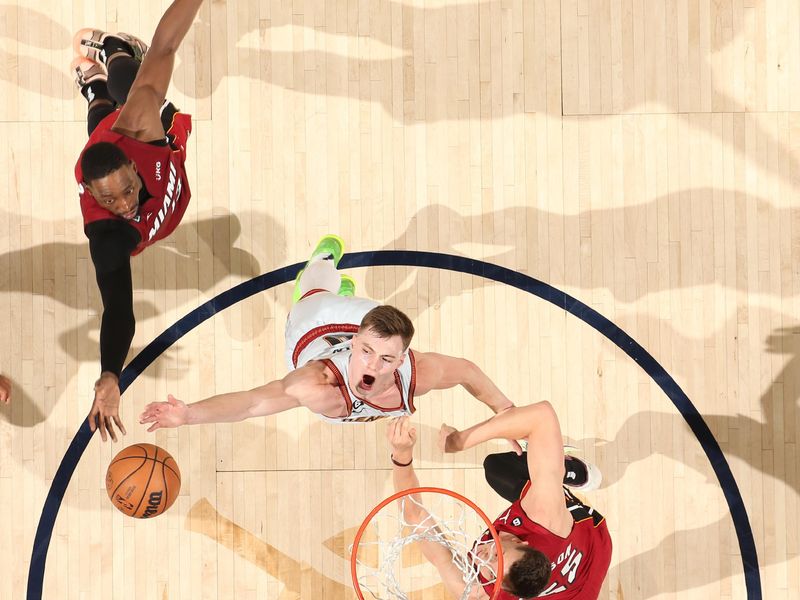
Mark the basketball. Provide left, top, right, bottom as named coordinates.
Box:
left=105, top=443, right=181, bottom=518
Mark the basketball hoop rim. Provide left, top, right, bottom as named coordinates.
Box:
left=350, top=486, right=504, bottom=600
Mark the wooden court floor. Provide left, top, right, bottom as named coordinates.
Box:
left=2, top=0, right=799, bottom=598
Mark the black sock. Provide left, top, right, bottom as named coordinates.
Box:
left=107, top=55, right=140, bottom=104
left=81, top=80, right=112, bottom=104
left=101, top=36, right=135, bottom=62
left=563, top=456, right=589, bottom=487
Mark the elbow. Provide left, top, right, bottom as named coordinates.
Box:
left=461, top=359, right=481, bottom=384
left=527, top=400, right=559, bottom=433
left=535, top=400, right=560, bottom=428
left=537, top=400, right=555, bottom=413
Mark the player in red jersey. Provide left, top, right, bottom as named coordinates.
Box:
left=387, top=404, right=612, bottom=599
left=70, top=0, right=206, bottom=442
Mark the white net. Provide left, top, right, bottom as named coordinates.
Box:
left=351, top=490, right=500, bottom=600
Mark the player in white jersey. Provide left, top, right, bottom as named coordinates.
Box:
left=285, top=290, right=416, bottom=423
left=140, top=236, right=520, bottom=441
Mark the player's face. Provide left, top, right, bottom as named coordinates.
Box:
left=349, top=329, right=406, bottom=399
left=476, top=533, right=529, bottom=580
left=86, top=162, right=142, bottom=220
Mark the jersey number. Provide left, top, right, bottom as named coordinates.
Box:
left=540, top=544, right=584, bottom=595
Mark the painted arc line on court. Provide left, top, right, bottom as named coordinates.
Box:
left=27, top=250, right=762, bottom=600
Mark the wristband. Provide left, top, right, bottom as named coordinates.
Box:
left=391, top=454, right=413, bottom=467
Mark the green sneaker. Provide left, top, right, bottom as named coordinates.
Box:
left=310, top=234, right=345, bottom=266
left=338, top=274, right=356, bottom=297
left=293, top=234, right=346, bottom=303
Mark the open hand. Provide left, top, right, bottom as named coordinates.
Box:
left=438, top=423, right=459, bottom=453
left=89, top=372, right=127, bottom=442
left=139, top=394, right=188, bottom=432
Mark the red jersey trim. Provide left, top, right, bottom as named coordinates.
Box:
left=292, top=323, right=360, bottom=367
left=299, top=288, right=328, bottom=301
left=519, top=479, right=532, bottom=501
left=165, top=109, right=178, bottom=135
left=407, top=350, right=417, bottom=413
left=320, top=359, right=352, bottom=418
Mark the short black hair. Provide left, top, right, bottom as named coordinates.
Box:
left=502, top=546, right=552, bottom=598
left=81, top=142, right=130, bottom=183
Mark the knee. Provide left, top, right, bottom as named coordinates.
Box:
left=483, top=453, right=500, bottom=472
left=483, top=453, right=508, bottom=481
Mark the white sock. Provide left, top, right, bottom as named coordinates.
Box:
left=298, top=257, right=340, bottom=296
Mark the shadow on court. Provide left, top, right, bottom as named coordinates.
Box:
left=0, top=212, right=268, bottom=426
left=185, top=496, right=449, bottom=599
left=572, top=321, right=800, bottom=598
left=0, top=4, right=72, bottom=97
left=365, top=189, right=797, bottom=305
left=172, top=0, right=800, bottom=193
left=0, top=212, right=264, bottom=310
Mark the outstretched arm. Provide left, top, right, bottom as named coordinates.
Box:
left=387, top=418, right=487, bottom=600
left=413, top=352, right=515, bottom=413
left=87, top=230, right=137, bottom=442
left=413, top=352, right=520, bottom=453
left=113, top=0, right=205, bottom=140
left=139, top=364, right=329, bottom=430
left=440, top=403, right=567, bottom=523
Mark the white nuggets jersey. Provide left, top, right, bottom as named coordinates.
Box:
left=284, top=290, right=417, bottom=423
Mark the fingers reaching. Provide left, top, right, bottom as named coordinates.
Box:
left=139, top=401, right=166, bottom=424
left=139, top=403, right=157, bottom=423
left=114, top=414, right=127, bottom=437
left=96, top=412, right=108, bottom=442
left=138, top=396, right=186, bottom=430
left=107, top=417, right=118, bottom=443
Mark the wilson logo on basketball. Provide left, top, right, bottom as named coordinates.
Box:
left=142, top=491, right=164, bottom=518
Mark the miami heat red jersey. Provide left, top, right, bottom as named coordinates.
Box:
left=75, top=109, right=192, bottom=256
left=479, top=483, right=612, bottom=599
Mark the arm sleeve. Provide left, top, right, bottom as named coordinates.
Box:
left=88, top=224, right=138, bottom=377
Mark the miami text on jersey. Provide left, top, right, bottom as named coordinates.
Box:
left=148, top=160, right=181, bottom=241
